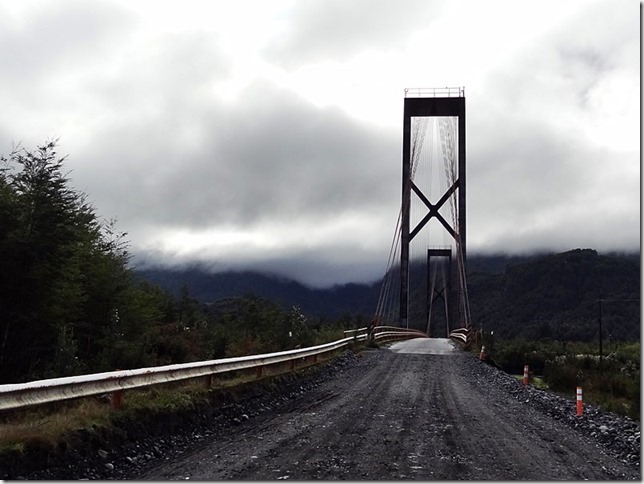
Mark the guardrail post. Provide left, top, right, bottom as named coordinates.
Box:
left=256, top=366, right=263, bottom=378
left=289, top=360, right=295, bottom=371
left=204, top=374, right=213, bottom=388
left=111, top=389, right=124, bottom=409
left=111, top=369, right=124, bottom=409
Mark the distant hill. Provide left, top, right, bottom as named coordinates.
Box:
left=133, top=268, right=381, bottom=319
left=134, top=249, right=640, bottom=341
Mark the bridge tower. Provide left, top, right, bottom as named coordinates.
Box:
left=400, top=88, right=467, bottom=333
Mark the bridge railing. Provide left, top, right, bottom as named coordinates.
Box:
left=344, top=325, right=427, bottom=337
left=404, top=86, right=465, bottom=98
left=0, top=329, right=425, bottom=412
left=448, top=328, right=470, bottom=346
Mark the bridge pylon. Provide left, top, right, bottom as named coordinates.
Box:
left=400, top=88, right=469, bottom=336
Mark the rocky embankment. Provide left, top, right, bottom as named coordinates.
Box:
left=472, top=356, right=640, bottom=467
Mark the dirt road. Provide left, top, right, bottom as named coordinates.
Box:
left=138, top=339, right=638, bottom=480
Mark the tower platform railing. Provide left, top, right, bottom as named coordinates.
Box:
left=404, top=87, right=464, bottom=98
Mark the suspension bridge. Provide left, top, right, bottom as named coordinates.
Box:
left=2, top=88, right=640, bottom=481
left=373, top=87, right=473, bottom=347
left=0, top=88, right=474, bottom=415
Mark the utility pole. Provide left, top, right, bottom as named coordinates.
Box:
left=598, top=297, right=603, bottom=365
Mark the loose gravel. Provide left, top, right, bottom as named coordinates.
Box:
left=471, top=355, right=640, bottom=468
left=2, top=345, right=640, bottom=480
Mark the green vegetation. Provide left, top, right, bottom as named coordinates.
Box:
left=511, top=374, right=549, bottom=390
left=468, top=249, right=640, bottom=342
left=487, top=338, right=640, bottom=420
left=468, top=249, right=640, bottom=420
left=0, top=398, right=112, bottom=452
left=0, top=141, right=360, bottom=385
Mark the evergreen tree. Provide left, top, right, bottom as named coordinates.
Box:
left=0, top=142, right=146, bottom=381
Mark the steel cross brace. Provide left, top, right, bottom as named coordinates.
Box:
left=409, top=178, right=459, bottom=241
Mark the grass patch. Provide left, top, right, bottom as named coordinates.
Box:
left=531, top=376, right=549, bottom=390
left=0, top=398, right=112, bottom=454
left=511, top=374, right=549, bottom=390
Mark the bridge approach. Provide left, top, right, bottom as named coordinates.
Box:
left=136, top=339, right=637, bottom=480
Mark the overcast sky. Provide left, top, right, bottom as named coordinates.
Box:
left=0, top=0, right=639, bottom=287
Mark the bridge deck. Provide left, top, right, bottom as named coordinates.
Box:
left=388, top=337, right=457, bottom=355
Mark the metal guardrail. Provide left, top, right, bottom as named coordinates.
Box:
left=448, top=328, right=470, bottom=345
left=0, top=330, right=424, bottom=412
left=449, top=328, right=472, bottom=348
left=373, top=331, right=426, bottom=344
left=344, top=325, right=427, bottom=336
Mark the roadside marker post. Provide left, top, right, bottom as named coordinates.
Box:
left=523, top=365, right=529, bottom=385
left=479, top=345, right=486, bottom=360
left=576, top=387, right=583, bottom=416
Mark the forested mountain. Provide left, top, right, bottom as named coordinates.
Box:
left=137, top=249, right=640, bottom=342
left=133, top=268, right=381, bottom=319
left=468, top=249, right=640, bottom=341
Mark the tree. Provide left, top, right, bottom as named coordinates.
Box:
left=0, top=141, right=156, bottom=381
left=0, top=141, right=99, bottom=380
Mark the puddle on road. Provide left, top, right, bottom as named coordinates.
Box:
left=388, top=338, right=457, bottom=355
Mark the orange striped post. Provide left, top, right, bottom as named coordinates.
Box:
left=479, top=345, right=486, bottom=361
left=576, top=387, right=583, bottom=416
left=523, top=365, right=529, bottom=385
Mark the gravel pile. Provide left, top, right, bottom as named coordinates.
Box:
left=466, top=355, right=640, bottom=468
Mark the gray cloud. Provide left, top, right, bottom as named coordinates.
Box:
left=0, top=0, right=136, bottom=88
left=135, top=237, right=391, bottom=288
left=263, top=0, right=445, bottom=68
left=0, top=0, right=638, bottom=287
left=77, top=79, right=399, bottom=233
left=465, top=1, right=639, bottom=254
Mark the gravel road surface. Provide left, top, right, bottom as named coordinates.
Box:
left=137, top=339, right=639, bottom=480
